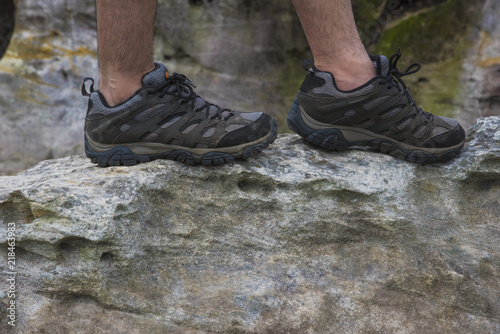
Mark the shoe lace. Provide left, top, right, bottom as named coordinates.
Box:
left=152, top=73, right=234, bottom=120
left=386, top=48, right=433, bottom=120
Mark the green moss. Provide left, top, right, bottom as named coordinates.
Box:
left=370, top=0, right=481, bottom=117
left=374, top=0, right=479, bottom=61
left=273, top=52, right=310, bottom=133
left=402, top=57, right=465, bottom=118
left=352, top=0, right=385, bottom=43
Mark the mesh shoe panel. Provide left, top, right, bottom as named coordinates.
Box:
left=88, top=94, right=143, bottom=116
left=143, top=63, right=168, bottom=87
left=241, top=112, right=262, bottom=121
left=135, top=104, right=169, bottom=121
left=311, top=71, right=375, bottom=97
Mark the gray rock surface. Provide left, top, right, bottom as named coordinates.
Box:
left=0, top=0, right=98, bottom=175
left=460, top=0, right=500, bottom=128
left=0, top=117, right=499, bottom=333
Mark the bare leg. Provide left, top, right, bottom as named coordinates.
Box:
left=292, top=0, right=376, bottom=91
left=96, top=0, right=157, bottom=106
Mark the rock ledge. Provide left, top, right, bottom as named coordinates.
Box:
left=0, top=117, right=499, bottom=333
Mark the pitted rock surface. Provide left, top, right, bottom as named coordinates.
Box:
left=0, top=117, right=499, bottom=333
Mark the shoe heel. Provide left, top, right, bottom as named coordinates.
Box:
left=286, top=98, right=349, bottom=151
left=286, top=98, right=312, bottom=137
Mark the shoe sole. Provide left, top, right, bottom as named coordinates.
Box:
left=287, top=98, right=464, bottom=163
left=85, top=119, right=278, bottom=167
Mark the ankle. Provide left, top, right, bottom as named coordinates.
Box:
left=99, top=75, right=143, bottom=107
left=99, top=64, right=155, bottom=106
left=100, top=84, right=141, bottom=107
left=315, top=55, right=377, bottom=91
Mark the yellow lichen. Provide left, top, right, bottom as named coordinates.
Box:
left=5, top=33, right=96, bottom=60
left=477, top=56, right=500, bottom=67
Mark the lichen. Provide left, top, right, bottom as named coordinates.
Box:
left=5, top=34, right=96, bottom=60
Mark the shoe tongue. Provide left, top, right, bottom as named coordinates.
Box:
left=373, top=55, right=390, bottom=76
left=142, top=63, right=169, bottom=87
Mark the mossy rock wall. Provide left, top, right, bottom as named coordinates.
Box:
left=154, top=0, right=310, bottom=134
left=153, top=0, right=487, bottom=129
left=366, top=0, right=481, bottom=119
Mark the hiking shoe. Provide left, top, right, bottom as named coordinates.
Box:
left=287, top=49, right=466, bottom=163
left=82, top=63, right=277, bottom=167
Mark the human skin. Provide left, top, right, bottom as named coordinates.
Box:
left=96, top=0, right=157, bottom=106
left=96, top=0, right=376, bottom=106
left=292, top=0, right=377, bottom=91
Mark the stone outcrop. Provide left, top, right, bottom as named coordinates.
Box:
left=0, top=0, right=98, bottom=175
left=0, top=117, right=499, bottom=333
left=460, top=0, right=500, bottom=127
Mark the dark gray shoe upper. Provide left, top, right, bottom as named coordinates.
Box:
left=84, top=63, right=274, bottom=149
left=296, top=51, right=466, bottom=150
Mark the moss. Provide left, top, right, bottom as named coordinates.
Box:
left=273, top=0, right=483, bottom=126
left=370, top=0, right=481, bottom=117
left=352, top=0, right=386, bottom=45
left=392, top=56, right=465, bottom=118
left=273, top=51, right=310, bottom=133
left=373, top=0, right=480, bottom=62
left=353, top=0, right=385, bottom=25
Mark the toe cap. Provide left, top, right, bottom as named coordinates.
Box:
left=216, top=113, right=274, bottom=148
left=424, top=122, right=466, bottom=149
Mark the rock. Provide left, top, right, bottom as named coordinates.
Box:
left=0, top=0, right=98, bottom=175
left=460, top=0, right=500, bottom=128
left=151, top=0, right=310, bottom=134
left=365, top=0, right=500, bottom=130
left=0, top=117, right=499, bottom=333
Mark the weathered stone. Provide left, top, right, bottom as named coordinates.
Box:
left=0, top=0, right=98, bottom=175
left=153, top=0, right=309, bottom=133
left=459, top=0, right=500, bottom=128
left=0, top=117, right=499, bottom=333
